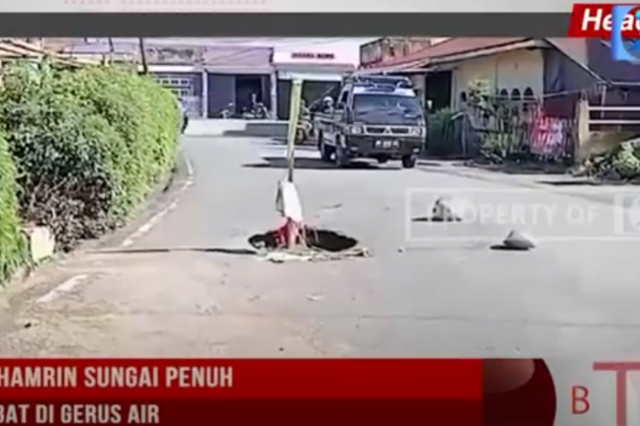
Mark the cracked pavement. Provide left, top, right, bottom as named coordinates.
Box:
left=2, top=135, right=640, bottom=360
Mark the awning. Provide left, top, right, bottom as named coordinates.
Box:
left=205, top=66, right=273, bottom=75
left=277, top=71, right=342, bottom=82
left=140, top=65, right=198, bottom=73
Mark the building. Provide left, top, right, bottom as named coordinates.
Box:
left=45, top=38, right=378, bottom=120
left=362, top=37, right=640, bottom=160
left=359, top=37, right=450, bottom=70
left=358, top=37, right=450, bottom=108
left=272, top=42, right=359, bottom=120
left=361, top=37, right=640, bottom=115
left=48, top=39, right=276, bottom=119
left=50, top=39, right=207, bottom=116
left=203, top=46, right=274, bottom=119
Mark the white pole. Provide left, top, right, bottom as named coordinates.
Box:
left=284, top=79, right=303, bottom=247
left=286, top=79, right=303, bottom=183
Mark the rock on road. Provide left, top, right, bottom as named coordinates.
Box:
left=2, top=135, right=640, bottom=358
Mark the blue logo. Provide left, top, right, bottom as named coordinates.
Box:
left=614, top=194, right=640, bottom=236
left=612, top=5, right=640, bottom=62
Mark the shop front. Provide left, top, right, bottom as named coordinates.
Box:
left=273, top=49, right=357, bottom=120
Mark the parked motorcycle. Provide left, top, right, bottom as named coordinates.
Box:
left=241, top=103, right=271, bottom=120
left=220, top=103, right=235, bottom=119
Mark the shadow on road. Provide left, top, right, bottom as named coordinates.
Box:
left=221, top=121, right=288, bottom=138
left=411, top=216, right=462, bottom=223
left=538, top=179, right=602, bottom=187
left=89, top=247, right=257, bottom=256
left=538, top=178, right=640, bottom=187
left=263, top=139, right=318, bottom=151
left=417, top=160, right=444, bottom=167
left=489, top=244, right=531, bottom=252
left=463, top=161, right=570, bottom=176
left=243, top=156, right=397, bottom=170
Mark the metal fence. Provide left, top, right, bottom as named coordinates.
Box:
left=426, top=96, right=576, bottom=164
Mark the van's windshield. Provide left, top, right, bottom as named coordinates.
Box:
left=352, top=94, right=423, bottom=124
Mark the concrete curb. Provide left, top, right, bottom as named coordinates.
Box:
left=0, top=148, right=192, bottom=300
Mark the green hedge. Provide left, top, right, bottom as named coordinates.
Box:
left=0, top=62, right=180, bottom=254
left=0, top=131, right=26, bottom=283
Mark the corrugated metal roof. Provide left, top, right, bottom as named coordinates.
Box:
left=65, top=42, right=274, bottom=68
left=274, top=63, right=355, bottom=73
left=202, top=46, right=272, bottom=67
left=365, top=37, right=530, bottom=70
left=0, top=39, right=95, bottom=66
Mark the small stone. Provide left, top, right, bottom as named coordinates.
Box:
left=397, top=247, right=405, bottom=253
left=503, top=230, right=536, bottom=250
left=431, top=196, right=470, bottom=222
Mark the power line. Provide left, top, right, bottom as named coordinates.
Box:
left=86, top=38, right=363, bottom=67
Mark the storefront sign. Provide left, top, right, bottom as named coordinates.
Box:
left=290, top=52, right=335, bottom=60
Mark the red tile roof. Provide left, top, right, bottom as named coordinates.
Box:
left=366, top=37, right=530, bottom=69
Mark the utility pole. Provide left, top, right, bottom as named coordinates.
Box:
left=138, top=37, right=148, bottom=74
left=107, top=38, right=115, bottom=64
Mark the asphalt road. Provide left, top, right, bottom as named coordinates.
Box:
left=3, top=136, right=640, bottom=362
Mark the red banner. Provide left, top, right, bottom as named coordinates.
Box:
left=0, top=399, right=481, bottom=426
left=567, top=3, right=640, bottom=38
left=0, top=359, right=483, bottom=425
left=0, top=358, right=481, bottom=399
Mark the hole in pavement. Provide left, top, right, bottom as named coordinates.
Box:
left=248, top=227, right=358, bottom=253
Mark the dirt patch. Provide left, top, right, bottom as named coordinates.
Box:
left=248, top=227, right=358, bottom=253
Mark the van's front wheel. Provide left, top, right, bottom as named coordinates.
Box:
left=318, top=133, right=334, bottom=162
left=335, top=144, right=350, bottom=168
left=401, top=154, right=417, bottom=169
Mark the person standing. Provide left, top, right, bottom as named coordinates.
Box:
left=178, top=99, right=188, bottom=134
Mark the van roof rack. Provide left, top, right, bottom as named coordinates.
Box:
left=343, top=73, right=413, bottom=88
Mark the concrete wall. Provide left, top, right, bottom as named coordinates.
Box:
left=575, top=98, right=640, bottom=162
left=186, top=119, right=288, bottom=138
left=153, top=72, right=203, bottom=117
left=451, top=48, right=544, bottom=108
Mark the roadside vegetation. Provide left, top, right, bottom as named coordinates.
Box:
left=0, top=60, right=180, bottom=285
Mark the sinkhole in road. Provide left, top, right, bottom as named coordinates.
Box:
left=248, top=227, right=358, bottom=253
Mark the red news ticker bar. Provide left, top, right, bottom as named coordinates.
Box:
left=0, top=359, right=482, bottom=400
left=0, top=399, right=483, bottom=426
left=568, top=3, right=640, bottom=38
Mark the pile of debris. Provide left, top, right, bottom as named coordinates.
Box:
left=572, top=141, right=640, bottom=182
left=429, top=196, right=537, bottom=251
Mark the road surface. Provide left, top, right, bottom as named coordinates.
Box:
left=2, top=136, right=640, bottom=359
